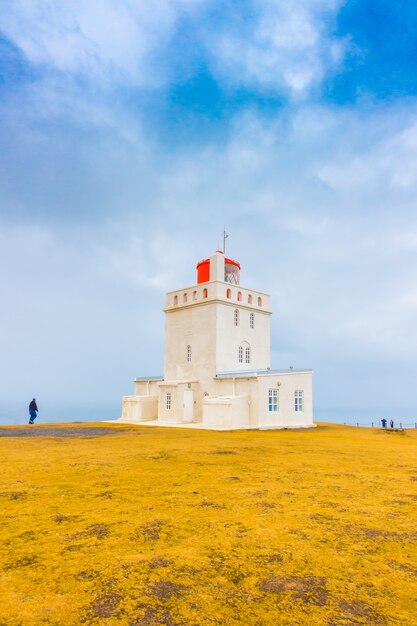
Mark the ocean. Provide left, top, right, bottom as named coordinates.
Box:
left=0, top=401, right=122, bottom=426
left=0, top=402, right=416, bottom=428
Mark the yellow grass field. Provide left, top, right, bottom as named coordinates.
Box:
left=0, top=422, right=416, bottom=625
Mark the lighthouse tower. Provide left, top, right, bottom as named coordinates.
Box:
left=164, top=250, right=270, bottom=380
left=120, top=250, right=314, bottom=430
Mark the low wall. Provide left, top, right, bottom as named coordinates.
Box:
left=119, top=395, right=158, bottom=423
left=202, top=395, right=250, bottom=427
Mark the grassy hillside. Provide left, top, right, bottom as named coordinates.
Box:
left=0, top=422, right=416, bottom=625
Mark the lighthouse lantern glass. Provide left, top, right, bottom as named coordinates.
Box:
left=225, top=262, right=240, bottom=285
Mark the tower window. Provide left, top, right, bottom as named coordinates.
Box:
left=183, top=293, right=188, bottom=303
left=257, top=297, right=262, bottom=306
left=250, top=313, right=254, bottom=329
left=226, top=288, right=231, bottom=299
left=203, top=288, right=208, bottom=298
left=234, top=309, right=239, bottom=326
left=187, top=345, right=192, bottom=363
left=295, top=390, right=304, bottom=412
left=248, top=294, right=252, bottom=304
left=268, top=389, right=278, bottom=412
left=193, top=290, right=197, bottom=301
left=237, top=291, right=242, bottom=302
left=166, top=392, right=172, bottom=410
left=225, top=262, right=240, bottom=284
left=239, top=342, right=250, bottom=364
left=174, top=295, right=178, bottom=305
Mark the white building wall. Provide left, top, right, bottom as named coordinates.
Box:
left=202, top=394, right=250, bottom=427
left=120, top=395, right=158, bottom=422
left=256, top=372, right=313, bottom=428
left=206, top=372, right=313, bottom=429
left=164, top=305, right=217, bottom=381
left=134, top=380, right=160, bottom=396
left=215, top=303, right=270, bottom=373
left=164, top=279, right=271, bottom=378
left=158, top=384, right=180, bottom=423
left=156, top=381, right=200, bottom=424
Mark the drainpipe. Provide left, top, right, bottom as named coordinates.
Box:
left=232, top=377, right=236, bottom=396
left=147, top=380, right=150, bottom=396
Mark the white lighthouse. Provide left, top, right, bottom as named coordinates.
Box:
left=119, top=250, right=314, bottom=429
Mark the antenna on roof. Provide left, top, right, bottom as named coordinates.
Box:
left=223, top=228, right=229, bottom=254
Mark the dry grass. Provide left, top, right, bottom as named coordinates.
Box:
left=0, top=421, right=416, bottom=625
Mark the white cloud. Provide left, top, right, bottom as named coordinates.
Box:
left=207, top=0, right=347, bottom=96
left=3, top=0, right=347, bottom=97
left=316, top=106, right=417, bottom=193
left=1, top=0, right=204, bottom=87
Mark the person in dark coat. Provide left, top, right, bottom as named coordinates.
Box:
left=29, top=399, right=38, bottom=424
left=390, top=419, right=394, bottom=429
left=381, top=418, right=387, bottom=428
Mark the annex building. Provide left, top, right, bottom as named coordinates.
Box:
left=119, top=250, right=314, bottom=430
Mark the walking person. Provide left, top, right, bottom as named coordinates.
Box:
left=381, top=418, right=387, bottom=428
left=390, top=419, right=394, bottom=429
left=28, top=398, right=38, bottom=424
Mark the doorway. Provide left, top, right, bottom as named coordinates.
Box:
left=183, top=390, right=194, bottom=423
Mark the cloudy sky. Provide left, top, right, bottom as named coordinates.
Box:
left=2, top=1, right=417, bottom=421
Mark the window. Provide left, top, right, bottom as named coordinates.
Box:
left=187, top=345, right=192, bottom=362
left=225, top=262, right=240, bottom=284
left=250, top=313, right=254, bottom=329
left=183, top=293, right=188, bottom=303
left=203, top=288, right=208, bottom=298
left=226, top=288, right=231, bottom=299
left=268, top=389, right=278, bottom=412
left=295, top=390, right=303, bottom=412
left=257, top=297, right=262, bottom=306
left=193, top=290, right=197, bottom=301
left=248, top=294, right=252, bottom=304
left=166, top=392, right=172, bottom=410
left=234, top=309, right=239, bottom=326
left=239, top=342, right=250, bottom=364
left=237, top=291, right=242, bottom=302
left=174, top=295, right=178, bottom=305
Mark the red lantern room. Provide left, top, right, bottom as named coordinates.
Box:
left=196, top=252, right=240, bottom=285
left=196, top=258, right=210, bottom=284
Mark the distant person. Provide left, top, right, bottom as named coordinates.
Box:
left=381, top=418, right=387, bottom=428
left=390, top=419, right=394, bottom=429
left=29, top=398, right=38, bottom=424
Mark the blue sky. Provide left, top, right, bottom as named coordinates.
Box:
left=1, top=1, right=417, bottom=420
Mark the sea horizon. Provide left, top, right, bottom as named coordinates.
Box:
left=0, top=402, right=416, bottom=428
